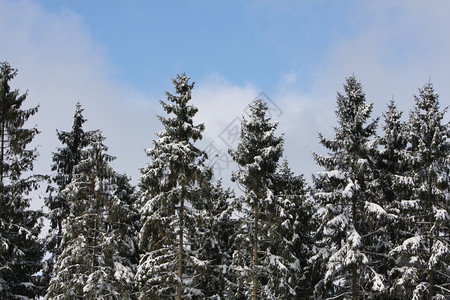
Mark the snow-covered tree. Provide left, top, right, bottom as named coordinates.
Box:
left=377, top=100, right=410, bottom=205
left=389, top=82, right=449, bottom=300
left=0, top=61, right=45, bottom=299
left=190, top=172, right=234, bottom=299
left=46, top=131, right=138, bottom=299
left=137, top=74, right=228, bottom=299
left=271, top=160, right=314, bottom=299
left=311, top=76, right=387, bottom=299
left=228, top=99, right=303, bottom=300
left=374, top=100, right=413, bottom=290
left=44, top=102, right=91, bottom=283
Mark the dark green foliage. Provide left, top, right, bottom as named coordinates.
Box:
left=137, top=74, right=230, bottom=299
left=228, top=99, right=305, bottom=299
left=192, top=169, right=235, bottom=299
left=312, top=76, right=386, bottom=299
left=46, top=131, right=138, bottom=299
left=374, top=100, right=412, bottom=295
left=272, top=160, right=315, bottom=298
left=389, top=83, right=449, bottom=299
left=0, top=61, right=44, bottom=299
left=44, top=102, right=91, bottom=284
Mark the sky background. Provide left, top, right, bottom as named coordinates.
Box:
left=1, top=0, right=449, bottom=210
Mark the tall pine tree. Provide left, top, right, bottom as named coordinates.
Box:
left=228, top=99, right=303, bottom=299
left=311, top=76, right=387, bottom=299
left=137, top=74, right=227, bottom=299
left=377, top=100, right=410, bottom=205
left=44, top=102, right=91, bottom=283
left=0, top=61, right=44, bottom=299
left=46, top=130, right=138, bottom=299
left=389, top=82, right=449, bottom=299
left=375, top=100, right=414, bottom=298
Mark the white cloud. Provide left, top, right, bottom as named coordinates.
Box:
left=0, top=0, right=161, bottom=209
left=193, top=72, right=334, bottom=182
left=194, top=73, right=258, bottom=141
left=314, top=0, right=450, bottom=118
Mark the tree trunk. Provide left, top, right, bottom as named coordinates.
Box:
left=0, top=118, right=4, bottom=179
left=90, top=211, right=97, bottom=300
left=177, top=197, right=184, bottom=300
left=91, top=174, right=100, bottom=300
left=352, top=264, right=358, bottom=300
left=428, top=184, right=434, bottom=300
left=351, top=177, right=358, bottom=300
left=0, top=116, right=4, bottom=203
left=253, top=199, right=259, bottom=300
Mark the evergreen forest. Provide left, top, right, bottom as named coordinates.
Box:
left=0, top=61, right=449, bottom=299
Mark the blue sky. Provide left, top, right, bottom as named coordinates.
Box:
left=0, top=0, right=449, bottom=208
left=39, top=1, right=356, bottom=93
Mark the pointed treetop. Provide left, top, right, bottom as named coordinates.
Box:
left=172, top=73, right=194, bottom=98
left=413, top=82, right=443, bottom=113
left=1, top=61, right=18, bottom=85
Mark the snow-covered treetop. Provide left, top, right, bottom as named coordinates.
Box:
left=380, top=100, right=407, bottom=152
left=409, top=82, right=449, bottom=158
left=314, top=76, right=378, bottom=172
left=0, top=62, right=39, bottom=181
left=335, top=76, right=378, bottom=150
left=140, top=74, right=207, bottom=195
left=158, top=73, right=205, bottom=143
left=51, top=102, right=91, bottom=188
left=230, top=99, right=284, bottom=194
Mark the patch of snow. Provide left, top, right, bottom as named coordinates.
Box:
left=364, top=201, right=386, bottom=218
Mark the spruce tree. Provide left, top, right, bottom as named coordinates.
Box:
left=189, top=172, right=234, bottom=299
left=377, top=100, right=410, bottom=204
left=228, top=99, right=301, bottom=299
left=389, top=82, right=449, bottom=299
left=375, top=100, right=414, bottom=297
left=273, top=160, right=315, bottom=298
left=311, top=76, right=387, bottom=299
left=44, top=102, right=91, bottom=283
left=0, top=61, right=44, bottom=299
left=46, top=131, right=138, bottom=299
left=137, top=74, right=225, bottom=299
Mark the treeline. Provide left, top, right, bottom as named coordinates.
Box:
left=0, top=61, right=449, bottom=299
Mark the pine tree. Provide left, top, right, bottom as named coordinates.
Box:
left=389, top=82, right=449, bottom=299
left=374, top=100, right=414, bottom=297
left=189, top=171, right=234, bottom=299
left=0, top=61, right=44, bottom=299
left=228, top=99, right=300, bottom=299
left=377, top=100, right=408, bottom=203
left=137, top=74, right=221, bottom=299
left=311, top=76, right=387, bottom=299
left=270, top=160, right=314, bottom=299
left=377, top=100, right=411, bottom=216
left=46, top=130, right=138, bottom=299
left=44, top=102, right=91, bottom=283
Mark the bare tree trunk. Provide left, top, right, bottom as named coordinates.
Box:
left=252, top=200, right=259, bottom=300
left=177, top=197, right=184, bottom=300
left=0, top=118, right=4, bottom=222
left=429, top=241, right=434, bottom=300
left=90, top=172, right=100, bottom=300
left=352, top=264, right=358, bottom=300
left=0, top=117, right=4, bottom=197
left=90, top=212, right=97, bottom=300
left=351, top=181, right=358, bottom=300
left=428, top=185, right=434, bottom=300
